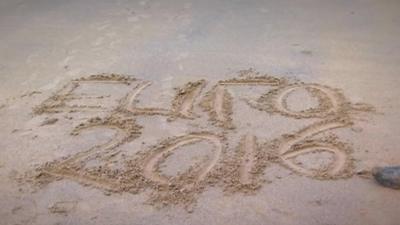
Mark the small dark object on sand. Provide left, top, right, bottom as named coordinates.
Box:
left=40, top=118, right=58, bottom=126
left=372, top=166, right=400, bottom=189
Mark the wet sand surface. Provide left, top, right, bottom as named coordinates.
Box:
left=1, top=0, right=400, bottom=225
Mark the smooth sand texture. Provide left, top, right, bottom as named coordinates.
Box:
left=1, top=1, right=400, bottom=225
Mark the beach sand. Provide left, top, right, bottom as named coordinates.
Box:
left=1, top=1, right=400, bottom=224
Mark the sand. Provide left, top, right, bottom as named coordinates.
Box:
left=19, top=71, right=374, bottom=209
left=1, top=1, right=400, bottom=225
